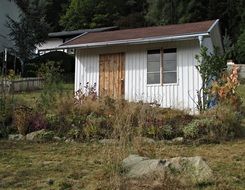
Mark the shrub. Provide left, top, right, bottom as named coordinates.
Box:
left=183, top=119, right=211, bottom=140
left=29, top=112, right=49, bottom=132
left=201, top=103, right=242, bottom=141
left=211, top=65, right=242, bottom=111
left=37, top=61, right=64, bottom=113
left=141, top=124, right=174, bottom=140
left=183, top=104, right=242, bottom=142
left=67, top=127, right=81, bottom=140
left=83, top=113, right=109, bottom=139
left=13, top=106, right=32, bottom=135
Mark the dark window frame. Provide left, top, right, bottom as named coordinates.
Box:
left=147, top=48, right=177, bottom=85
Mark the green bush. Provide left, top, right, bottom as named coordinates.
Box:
left=200, top=104, right=242, bottom=141
left=67, top=127, right=81, bottom=140
left=142, top=124, right=174, bottom=140
left=183, top=119, right=212, bottom=140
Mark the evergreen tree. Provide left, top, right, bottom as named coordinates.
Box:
left=60, top=0, right=147, bottom=30
left=146, top=0, right=178, bottom=25
left=45, top=0, right=70, bottom=32
left=60, top=0, right=120, bottom=30
left=7, top=0, right=50, bottom=75
left=236, top=30, right=245, bottom=64
left=115, top=0, right=148, bottom=28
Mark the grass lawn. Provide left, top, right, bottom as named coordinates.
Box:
left=0, top=84, right=244, bottom=189
left=238, top=84, right=245, bottom=106
left=0, top=140, right=245, bottom=190
left=12, top=83, right=74, bottom=107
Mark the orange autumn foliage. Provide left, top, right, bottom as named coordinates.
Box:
left=211, top=65, right=242, bottom=110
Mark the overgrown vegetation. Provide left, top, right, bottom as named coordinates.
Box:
left=8, top=92, right=244, bottom=143
left=0, top=60, right=243, bottom=143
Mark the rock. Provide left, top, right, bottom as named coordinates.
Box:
left=134, top=137, right=156, bottom=144
left=53, top=136, right=62, bottom=141
left=122, top=155, right=170, bottom=178
left=159, top=139, right=172, bottom=144
left=47, top=178, right=54, bottom=185
left=122, top=154, right=213, bottom=185
left=26, top=129, right=54, bottom=141
left=169, top=156, right=214, bottom=184
left=172, top=137, right=184, bottom=144
left=65, top=138, right=75, bottom=143
left=99, top=139, right=118, bottom=145
left=8, top=134, right=25, bottom=141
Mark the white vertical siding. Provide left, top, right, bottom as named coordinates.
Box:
left=75, top=49, right=99, bottom=93
left=203, top=37, right=214, bottom=53
left=75, top=40, right=202, bottom=113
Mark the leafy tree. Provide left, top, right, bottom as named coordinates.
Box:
left=145, top=0, right=178, bottom=25
left=223, top=31, right=236, bottom=61
left=179, top=0, right=206, bottom=23
left=115, top=0, right=148, bottom=28
left=7, top=0, right=50, bottom=76
left=60, top=0, right=147, bottom=30
left=195, top=47, right=227, bottom=111
left=60, top=0, right=120, bottom=30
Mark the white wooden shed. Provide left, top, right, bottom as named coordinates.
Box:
left=59, top=20, right=223, bottom=112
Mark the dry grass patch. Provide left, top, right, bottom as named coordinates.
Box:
left=0, top=140, right=244, bottom=190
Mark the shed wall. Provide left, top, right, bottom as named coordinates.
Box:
left=75, top=40, right=202, bottom=112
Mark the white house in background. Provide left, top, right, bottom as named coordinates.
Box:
left=36, top=27, right=118, bottom=55
left=0, top=0, right=19, bottom=52
left=57, top=20, right=223, bottom=112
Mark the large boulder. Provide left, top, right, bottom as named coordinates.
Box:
left=122, top=155, right=169, bottom=178
left=8, top=134, right=25, bottom=141
left=169, top=156, right=213, bottom=184
left=122, top=155, right=213, bottom=185
left=26, top=129, right=54, bottom=141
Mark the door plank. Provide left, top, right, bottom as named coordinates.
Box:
left=99, top=53, right=125, bottom=98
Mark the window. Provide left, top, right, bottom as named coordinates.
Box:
left=147, top=50, right=160, bottom=84
left=147, top=48, right=177, bottom=84
left=163, top=48, right=177, bottom=84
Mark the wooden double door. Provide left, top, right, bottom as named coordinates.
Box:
left=99, top=53, right=125, bottom=98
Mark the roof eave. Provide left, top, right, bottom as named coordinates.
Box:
left=58, top=32, right=210, bottom=50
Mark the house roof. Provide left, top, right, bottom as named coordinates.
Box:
left=48, top=26, right=118, bottom=38
left=60, top=20, right=218, bottom=48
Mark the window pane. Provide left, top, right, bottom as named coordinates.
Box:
left=163, top=60, right=177, bottom=71
left=163, top=72, right=177, bottom=84
left=147, top=61, right=160, bottom=72
left=164, top=52, right=176, bottom=61
left=148, top=50, right=160, bottom=62
left=148, top=49, right=160, bottom=54
left=147, top=73, right=160, bottom=84
left=164, top=48, right=176, bottom=53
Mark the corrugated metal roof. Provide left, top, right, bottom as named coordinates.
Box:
left=48, top=26, right=118, bottom=38
left=61, top=20, right=216, bottom=47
